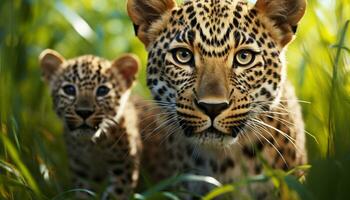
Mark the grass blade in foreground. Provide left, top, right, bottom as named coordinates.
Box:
left=134, top=174, right=221, bottom=200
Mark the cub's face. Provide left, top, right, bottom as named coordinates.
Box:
left=40, top=50, right=139, bottom=138
left=128, top=0, right=305, bottom=145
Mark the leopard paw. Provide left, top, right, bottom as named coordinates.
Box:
left=91, top=118, right=118, bottom=143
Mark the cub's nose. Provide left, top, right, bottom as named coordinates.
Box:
left=75, top=109, right=94, bottom=120
left=196, top=100, right=229, bottom=120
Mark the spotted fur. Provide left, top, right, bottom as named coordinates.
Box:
left=128, top=0, right=307, bottom=198
left=40, top=50, right=141, bottom=200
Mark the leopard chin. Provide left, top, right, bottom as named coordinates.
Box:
left=182, top=126, right=244, bottom=147
left=189, top=131, right=240, bottom=147
left=68, top=125, right=97, bottom=140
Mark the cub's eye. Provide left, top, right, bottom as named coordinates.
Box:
left=62, top=85, right=76, bottom=96
left=96, top=86, right=110, bottom=97
left=234, top=50, right=256, bottom=66
left=172, top=48, right=193, bottom=65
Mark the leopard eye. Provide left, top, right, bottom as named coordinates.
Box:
left=172, top=48, right=193, bottom=65
left=234, top=50, right=255, bottom=66
left=96, top=85, right=110, bottom=97
left=62, top=84, right=76, bottom=96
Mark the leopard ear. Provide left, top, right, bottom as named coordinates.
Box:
left=111, top=54, right=140, bottom=88
left=255, top=0, right=306, bottom=46
left=127, top=0, right=177, bottom=46
left=39, top=49, right=65, bottom=82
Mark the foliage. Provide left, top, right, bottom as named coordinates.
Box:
left=0, top=0, right=350, bottom=199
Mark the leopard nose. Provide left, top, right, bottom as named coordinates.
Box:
left=75, top=109, right=94, bottom=120
left=196, top=100, right=229, bottom=120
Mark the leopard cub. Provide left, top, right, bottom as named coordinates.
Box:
left=40, top=49, right=141, bottom=200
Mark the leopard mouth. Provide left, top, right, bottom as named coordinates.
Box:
left=204, top=125, right=245, bottom=138
left=68, top=122, right=97, bottom=131
left=183, top=123, right=246, bottom=139
left=204, top=127, right=228, bottom=137
left=77, top=123, right=95, bottom=130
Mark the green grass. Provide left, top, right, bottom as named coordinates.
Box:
left=1, top=0, right=350, bottom=199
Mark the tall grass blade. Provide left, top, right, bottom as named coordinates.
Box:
left=327, top=20, right=350, bottom=157
left=0, top=135, right=42, bottom=198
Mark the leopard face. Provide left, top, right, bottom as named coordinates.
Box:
left=128, top=0, right=305, bottom=145
left=40, top=50, right=139, bottom=139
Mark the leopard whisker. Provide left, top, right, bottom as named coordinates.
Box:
left=248, top=123, right=269, bottom=147
left=141, top=111, right=177, bottom=122
left=246, top=125, right=263, bottom=159
left=252, top=114, right=297, bottom=144
left=260, top=113, right=318, bottom=144
left=159, top=118, right=184, bottom=145
left=251, top=102, right=297, bottom=114
left=248, top=119, right=280, bottom=148
left=249, top=119, right=288, bottom=166
left=254, top=99, right=311, bottom=104
left=258, top=115, right=318, bottom=151
left=138, top=100, right=176, bottom=107
left=254, top=110, right=290, bottom=116
left=110, top=131, right=128, bottom=150
left=252, top=103, right=291, bottom=113
left=134, top=102, right=176, bottom=110
left=258, top=113, right=298, bottom=137
left=140, top=111, right=177, bottom=135
left=143, top=114, right=178, bottom=141
left=240, top=123, right=256, bottom=150
left=250, top=118, right=303, bottom=155
left=244, top=123, right=264, bottom=156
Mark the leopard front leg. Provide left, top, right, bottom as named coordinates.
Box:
left=68, top=155, right=96, bottom=199
left=72, top=177, right=95, bottom=199
left=95, top=118, right=140, bottom=200
left=102, top=158, right=139, bottom=200
left=64, top=134, right=96, bottom=199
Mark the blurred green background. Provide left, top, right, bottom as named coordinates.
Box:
left=0, top=0, right=350, bottom=199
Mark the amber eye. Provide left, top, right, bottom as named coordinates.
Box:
left=172, top=48, right=193, bottom=65
left=234, top=50, right=255, bottom=66
left=62, top=84, right=76, bottom=96
left=96, top=86, right=110, bottom=97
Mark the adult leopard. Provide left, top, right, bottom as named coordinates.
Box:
left=127, top=0, right=307, bottom=198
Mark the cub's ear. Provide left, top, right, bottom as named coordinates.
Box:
left=127, top=0, right=177, bottom=46
left=111, top=54, right=140, bottom=88
left=39, top=49, right=65, bottom=81
left=255, top=0, right=306, bottom=46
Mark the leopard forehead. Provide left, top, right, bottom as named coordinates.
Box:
left=56, top=55, right=112, bottom=88
left=149, top=0, right=273, bottom=50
